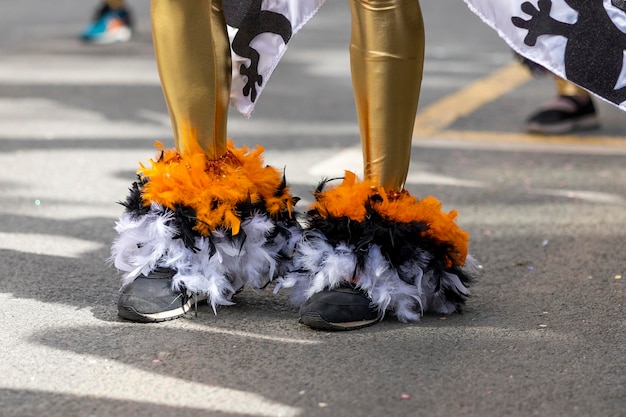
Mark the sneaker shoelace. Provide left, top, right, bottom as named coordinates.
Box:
left=168, top=287, right=200, bottom=318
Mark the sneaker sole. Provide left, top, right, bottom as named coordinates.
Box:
left=526, top=115, right=600, bottom=135
left=118, top=294, right=208, bottom=323
left=84, top=27, right=132, bottom=45
left=299, top=311, right=379, bottom=331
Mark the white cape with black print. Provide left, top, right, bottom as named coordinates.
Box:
left=464, top=0, right=626, bottom=111
left=225, top=0, right=326, bottom=117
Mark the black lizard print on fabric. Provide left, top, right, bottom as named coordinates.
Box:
left=512, top=0, right=626, bottom=104
left=224, top=1, right=293, bottom=102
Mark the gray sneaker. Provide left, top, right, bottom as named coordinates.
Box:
left=299, top=286, right=380, bottom=331
left=117, top=267, right=206, bottom=323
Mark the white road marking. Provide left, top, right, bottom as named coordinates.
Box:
left=0, top=54, right=160, bottom=85
left=0, top=98, right=170, bottom=139
left=0, top=295, right=302, bottom=417
left=0, top=232, right=104, bottom=258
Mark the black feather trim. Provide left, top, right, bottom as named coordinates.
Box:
left=119, top=176, right=150, bottom=218
left=444, top=265, right=474, bottom=311
left=172, top=204, right=200, bottom=252
left=120, top=174, right=300, bottom=253
left=306, top=179, right=473, bottom=306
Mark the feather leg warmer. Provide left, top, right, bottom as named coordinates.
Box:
left=278, top=172, right=479, bottom=322
left=111, top=141, right=302, bottom=312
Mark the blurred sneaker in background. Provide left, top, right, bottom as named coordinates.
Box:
left=81, top=1, right=133, bottom=44
left=525, top=94, right=599, bottom=135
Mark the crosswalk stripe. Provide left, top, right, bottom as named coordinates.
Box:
left=0, top=232, right=104, bottom=259
left=0, top=55, right=159, bottom=85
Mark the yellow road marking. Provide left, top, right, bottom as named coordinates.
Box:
left=438, top=130, right=626, bottom=148
left=413, top=62, right=531, bottom=137
left=413, top=62, right=625, bottom=147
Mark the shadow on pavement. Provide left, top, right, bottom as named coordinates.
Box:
left=0, top=389, right=239, bottom=417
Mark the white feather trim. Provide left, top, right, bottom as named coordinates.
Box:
left=110, top=204, right=301, bottom=312
left=279, top=233, right=473, bottom=322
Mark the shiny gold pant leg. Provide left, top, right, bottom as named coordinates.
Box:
left=555, top=76, right=588, bottom=97
left=150, top=0, right=231, bottom=158
left=105, top=0, right=125, bottom=10
left=349, top=0, right=425, bottom=190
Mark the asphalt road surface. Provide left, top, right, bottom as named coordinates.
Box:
left=0, top=1, right=624, bottom=416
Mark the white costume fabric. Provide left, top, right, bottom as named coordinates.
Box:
left=464, top=0, right=626, bottom=110
left=226, top=0, right=326, bottom=116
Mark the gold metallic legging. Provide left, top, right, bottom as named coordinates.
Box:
left=105, top=0, right=125, bottom=9
left=151, top=0, right=424, bottom=190
left=555, top=76, right=588, bottom=97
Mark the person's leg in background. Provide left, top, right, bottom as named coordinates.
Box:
left=81, top=0, right=134, bottom=44
left=112, top=0, right=299, bottom=323
left=525, top=76, right=599, bottom=134
left=281, top=0, right=476, bottom=331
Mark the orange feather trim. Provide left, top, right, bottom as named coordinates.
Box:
left=138, top=141, right=295, bottom=236
left=312, top=171, right=469, bottom=267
